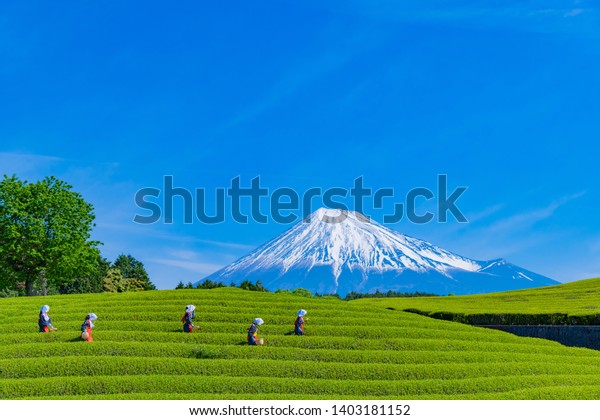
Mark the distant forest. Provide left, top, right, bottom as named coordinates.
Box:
left=179, top=279, right=438, bottom=301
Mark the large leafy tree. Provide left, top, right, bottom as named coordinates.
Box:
left=0, top=175, right=101, bottom=296
left=111, top=254, right=155, bottom=291
left=59, top=255, right=109, bottom=295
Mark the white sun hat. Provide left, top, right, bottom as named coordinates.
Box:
left=253, top=318, right=264, bottom=326
left=297, top=309, right=307, bottom=317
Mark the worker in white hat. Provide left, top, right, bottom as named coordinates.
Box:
left=294, top=309, right=307, bottom=335
left=247, top=318, right=264, bottom=345
left=81, top=313, right=98, bottom=342
left=182, top=304, right=199, bottom=333
left=38, top=305, right=57, bottom=332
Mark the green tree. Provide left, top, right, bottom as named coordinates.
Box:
left=274, top=288, right=291, bottom=294
left=125, top=276, right=148, bottom=292
left=291, top=288, right=313, bottom=298
left=112, top=254, right=155, bottom=291
left=102, top=268, right=123, bottom=293
left=196, top=279, right=226, bottom=289
left=255, top=280, right=267, bottom=292
left=0, top=175, right=101, bottom=296
left=0, top=262, right=22, bottom=296
left=59, top=255, right=109, bottom=294
left=238, top=279, right=268, bottom=292
left=238, top=280, right=254, bottom=291
left=103, top=267, right=125, bottom=292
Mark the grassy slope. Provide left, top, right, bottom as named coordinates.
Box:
left=353, top=278, right=600, bottom=318
left=0, top=287, right=599, bottom=399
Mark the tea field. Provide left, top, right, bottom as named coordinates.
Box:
left=357, top=277, right=600, bottom=325
left=1, top=286, right=600, bottom=399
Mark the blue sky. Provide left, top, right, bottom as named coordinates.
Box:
left=1, top=1, right=599, bottom=289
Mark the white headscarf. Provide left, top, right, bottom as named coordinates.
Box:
left=88, top=313, right=98, bottom=328
left=297, top=309, right=307, bottom=317
left=253, top=318, right=264, bottom=326
left=40, top=305, right=50, bottom=321
left=186, top=305, right=196, bottom=313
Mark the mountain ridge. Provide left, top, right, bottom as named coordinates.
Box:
left=199, top=208, right=559, bottom=296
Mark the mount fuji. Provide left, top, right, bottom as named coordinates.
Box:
left=199, top=208, right=559, bottom=297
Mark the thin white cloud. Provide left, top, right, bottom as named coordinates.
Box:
left=0, top=151, right=120, bottom=178
left=564, top=8, right=584, bottom=17
left=149, top=258, right=224, bottom=276
left=196, top=238, right=255, bottom=251
left=98, top=222, right=255, bottom=251
left=420, top=192, right=590, bottom=281
left=466, top=203, right=506, bottom=223
left=457, top=230, right=566, bottom=261
left=168, top=250, right=202, bottom=261
left=335, top=2, right=600, bottom=39
left=0, top=151, right=62, bottom=177
left=486, top=191, right=586, bottom=234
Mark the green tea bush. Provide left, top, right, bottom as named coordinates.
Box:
left=1, top=286, right=600, bottom=400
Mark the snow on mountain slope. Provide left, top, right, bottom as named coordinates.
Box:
left=199, top=208, right=559, bottom=296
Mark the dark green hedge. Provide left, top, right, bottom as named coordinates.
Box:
left=403, top=309, right=600, bottom=326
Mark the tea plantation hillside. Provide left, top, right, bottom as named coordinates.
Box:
left=355, top=277, right=600, bottom=325
left=1, top=288, right=600, bottom=399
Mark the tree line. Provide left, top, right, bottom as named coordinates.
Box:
left=178, top=279, right=437, bottom=301
left=0, top=175, right=154, bottom=297
left=178, top=279, right=315, bottom=298
left=176, top=279, right=269, bottom=292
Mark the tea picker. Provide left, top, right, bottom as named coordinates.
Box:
left=294, top=309, right=307, bottom=335
left=38, top=305, right=57, bottom=332
left=247, top=318, right=264, bottom=345
left=81, top=313, right=98, bottom=342
left=182, top=304, right=200, bottom=333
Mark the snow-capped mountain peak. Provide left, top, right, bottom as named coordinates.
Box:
left=200, top=208, right=559, bottom=296
left=220, top=208, right=480, bottom=280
